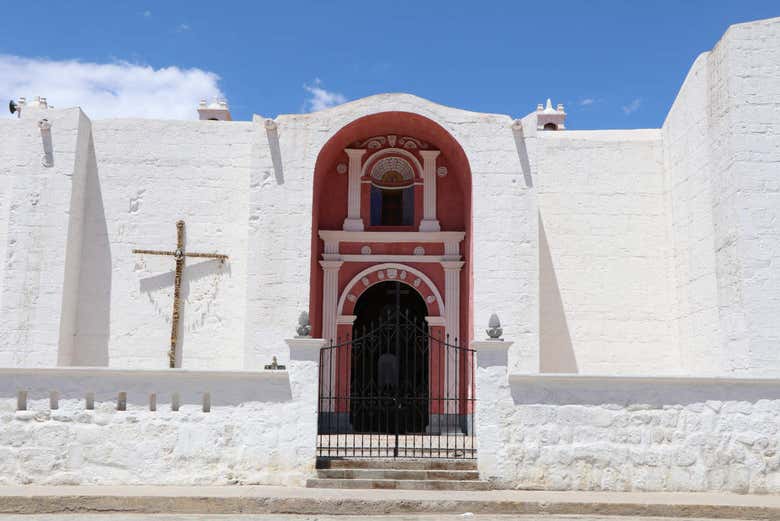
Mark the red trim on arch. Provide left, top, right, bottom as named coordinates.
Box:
left=339, top=265, right=442, bottom=317
left=310, top=111, right=473, bottom=343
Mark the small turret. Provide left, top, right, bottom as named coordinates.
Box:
left=197, top=98, right=232, bottom=121
left=536, top=98, right=566, bottom=131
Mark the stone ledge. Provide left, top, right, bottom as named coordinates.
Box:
left=0, top=366, right=289, bottom=380
left=509, top=373, right=780, bottom=386
left=0, top=486, right=778, bottom=518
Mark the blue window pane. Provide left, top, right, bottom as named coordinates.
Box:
left=402, top=186, right=414, bottom=225
left=370, top=186, right=382, bottom=225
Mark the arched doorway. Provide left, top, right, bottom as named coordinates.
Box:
left=350, top=281, right=429, bottom=434
left=310, top=111, right=476, bottom=459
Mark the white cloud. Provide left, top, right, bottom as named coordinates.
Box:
left=622, top=98, right=642, bottom=115
left=143, top=10, right=151, bottom=17
left=579, top=98, right=595, bottom=106
left=0, top=55, right=223, bottom=120
left=303, top=78, right=346, bottom=112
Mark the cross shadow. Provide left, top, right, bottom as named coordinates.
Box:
left=139, top=259, right=231, bottom=367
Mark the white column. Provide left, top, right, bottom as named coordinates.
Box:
left=319, top=260, right=343, bottom=342
left=343, top=149, right=367, bottom=231
left=419, top=150, right=441, bottom=232
left=441, top=260, right=464, bottom=343
left=441, top=260, right=464, bottom=415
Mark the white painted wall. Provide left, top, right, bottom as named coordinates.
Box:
left=245, top=95, right=539, bottom=374
left=537, top=129, right=679, bottom=375
left=663, top=16, right=780, bottom=377
left=663, top=53, right=722, bottom=376
left=477, top=342, right=780, bottom=493
left=80, top=118, right=255, bottom=369
left=0, top=349, right=318, bottom=486
left=0, top=108, right=91, bottom=367
left=0, top=17, right=777, bottom=381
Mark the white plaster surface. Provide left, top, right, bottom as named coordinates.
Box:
left=245, top=96, right=537, bottom=373
left=663, top=17, right=780, bottom=377
left=537, top=129, right=678, bottom=375
left=0, top=349, right=318, bottom=486
left=0, top=15, right=778, bottom=491
left=476, top=342, right=780, bottom=494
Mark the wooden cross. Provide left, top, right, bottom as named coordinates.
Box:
left=133, top=220, right=228, bottom=368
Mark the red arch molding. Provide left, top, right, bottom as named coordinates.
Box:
left=309, top=111, right=473, bottom=343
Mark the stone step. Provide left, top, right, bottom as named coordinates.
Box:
left=317, top=468, right=481, bottom=481
left=306, top=478, right=492, bottom=491
left=316, top=458, right=477, bottom=471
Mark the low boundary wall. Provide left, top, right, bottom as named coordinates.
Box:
left=474, top=341, right=780, bottom=494
left=0, top=343, right=319, bottom=486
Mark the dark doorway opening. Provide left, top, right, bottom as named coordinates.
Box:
left=351, top=280, right=429, bottom=434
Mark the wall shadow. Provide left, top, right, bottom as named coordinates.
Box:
left=139, top=259, right=231, bottom=368
left=511, top=124, right=534, bottom=188
left=266, top=123, right=284, bottom=185
left=73, top=134, right=111, bottom=366
left=539, top=214, right=577, bottom=373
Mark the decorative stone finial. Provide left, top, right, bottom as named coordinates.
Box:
left=486, top=313, right=503, bottom=340
left=264, top=118, right=278, bottom=131
left=296, top=311, right=312, bottom=337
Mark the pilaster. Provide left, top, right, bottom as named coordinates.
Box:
left=343, top=149, right=367, bottom=231
left=419, top=150, right=441, bottom=232
left=441, top=260, right=465, bottom=343
left=319, top=260, right=344, bottom=343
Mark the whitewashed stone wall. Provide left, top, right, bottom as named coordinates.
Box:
left=246, top=95, right=538, bottom=373
left=536, top=130, right=679, bottom=374
left=0, top=346, right=318, bottom=486
left=663, top=53, right=722, bottom=375
left=84, top=118, right=255, bottom=370
left=663, top=16, right=780, bottom=376
left=0, top=108, right=91, bottom=368
left=477, top=343, right=780, bottom=493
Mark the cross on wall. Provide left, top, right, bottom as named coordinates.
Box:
left=133, top=220, right=228, bottom=368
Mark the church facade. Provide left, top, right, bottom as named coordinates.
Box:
left=0, top=17, right=779, bottom=492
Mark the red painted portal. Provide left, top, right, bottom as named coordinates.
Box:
left=309, top=112, right=473, bottom=344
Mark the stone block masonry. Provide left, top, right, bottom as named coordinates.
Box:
left=0, top=344, right=319, bottom=486
left=476, top=340, right=780, bottom=494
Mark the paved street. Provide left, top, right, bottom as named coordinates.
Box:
left=0, top=513, right=756, bottom=521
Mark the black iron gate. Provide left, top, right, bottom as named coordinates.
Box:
left=317, top=307, right=475, bottom=459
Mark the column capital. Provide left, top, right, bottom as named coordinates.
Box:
left=319, top=260, right=344, bottom=270
left=440, top=260, right=465, bottom=271
left=419, top=149, right=441, bottom=160
left=425, top=315, right=446, bottom=327
left=344, top=148, right=367, bottom=159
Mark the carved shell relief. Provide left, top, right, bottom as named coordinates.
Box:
left=353, top=135, right=430, bottom=150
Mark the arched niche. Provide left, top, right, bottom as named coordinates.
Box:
left=309, top=111, right=473, bottom=345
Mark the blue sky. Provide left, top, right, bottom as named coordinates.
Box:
left=1, top=1, right=777, bottom=128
